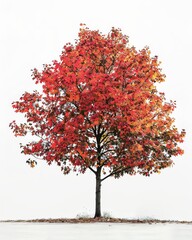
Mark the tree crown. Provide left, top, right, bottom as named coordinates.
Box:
left=10, top=25, right=185, bottom=179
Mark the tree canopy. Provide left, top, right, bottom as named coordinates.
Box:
left=10, top=25, right=185, bottom=217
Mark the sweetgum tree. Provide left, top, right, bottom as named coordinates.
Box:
left=10, top=25, right=185, bottom=218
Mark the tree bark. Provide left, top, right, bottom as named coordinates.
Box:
left=94, top=168, right=102, bottom=218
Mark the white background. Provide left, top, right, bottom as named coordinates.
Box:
left=0, top=0, right=192, bottom=220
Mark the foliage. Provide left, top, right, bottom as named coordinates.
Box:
left=10, top=25, right=185, bottom=181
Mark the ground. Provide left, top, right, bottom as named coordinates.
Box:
left=2, top=218, right=192, bottom=224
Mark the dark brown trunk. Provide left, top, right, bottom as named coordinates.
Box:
left=94, top=168, right=102, bottom=218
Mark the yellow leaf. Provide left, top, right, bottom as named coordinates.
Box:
left=151, top=72, right=157, bottom=80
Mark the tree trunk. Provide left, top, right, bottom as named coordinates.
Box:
left=94, top=168, right=102, bottom=218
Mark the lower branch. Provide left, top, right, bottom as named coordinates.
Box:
left=101, top=166, right=131, bottom=182
left=89, top=166, right=97, bottom=174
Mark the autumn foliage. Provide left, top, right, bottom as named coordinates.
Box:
left=10, top=25, right=185, bottom=217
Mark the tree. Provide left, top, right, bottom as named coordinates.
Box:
left=10, top=25, right=185, bottom=218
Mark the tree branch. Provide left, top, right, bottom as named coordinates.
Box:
left=89, top=166, right=97, bottom=174
left=101, top=166, right=131, bottom=182
left=100, top=149, right=115, bottom=156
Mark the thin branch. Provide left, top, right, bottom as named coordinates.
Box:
left=88, top=166, right=97, bottom=174
left=100, top=128, right=107, bottom=136
left=100, top=149, right=115, bottom=156
left=100, top=132, right=111, bottom=144
left=101, top=166, right=131, bottom=182
left=100, top=140, right=112, bottom=150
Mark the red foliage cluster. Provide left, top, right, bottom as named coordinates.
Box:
left=10, top=25, right=185, bottom=179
